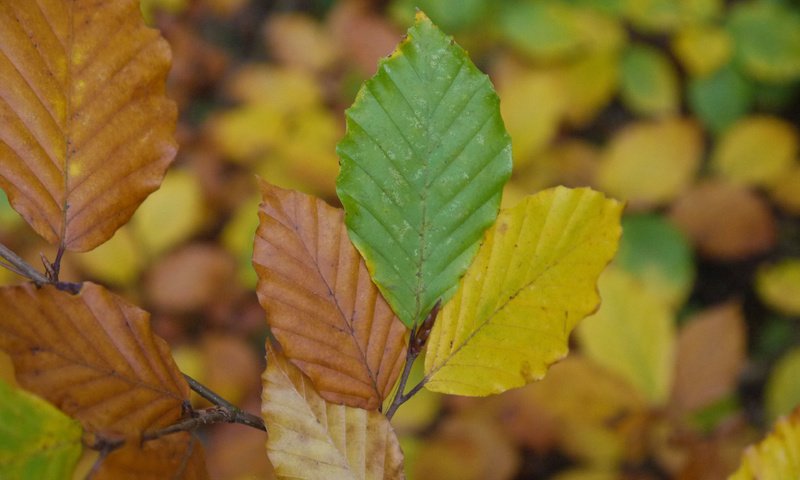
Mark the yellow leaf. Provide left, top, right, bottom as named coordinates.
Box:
left=757, top=259, right=800, bottom=316
left=73, top=226, right=143, bottom=285
left=561, top=52, right=620, bottom=127
left=499, top=70, right=566, bottom=167
left=768, top=165, right=800, bottom=215
left=712, top=116, right=798, bottom=187
left=424, top=187, right=623, bottom=396
left=766, top=347, right=800, bottom=423
left=224, top=65, right=322, bottom=111
left=672, top=25, right=732, bottom=77
left=221, top=195, right=261, bottom=289
left=597, top=118, right=703, bottom=209
left=211, top=105, right=286, bottom=164
left=130, top=169, right=205, bottom=257
left=730, top=408, right=800, bottom=480
left=577, top=267, right=676, bottom=405
left=261, top=347, right=404, bottom=479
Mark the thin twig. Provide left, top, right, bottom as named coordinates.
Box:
left=0, top=241, right=49, bottom=285
left=385, top=300, right=441, bottom=420
left=183, top=373, right=266, bottom=432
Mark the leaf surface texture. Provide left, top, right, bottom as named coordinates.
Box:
left=424, top=187, right=623, bottom=395
left=0, top=0, right=176, bottom=251
left=0, top=379, right=82, bottom=479
left=0, top=283, right=189, bottom=436
left=254, top=182, right=407, bottom=409
left=336, top=11, right=512, bottom=327
left=261, top=347, right=404, bottom=479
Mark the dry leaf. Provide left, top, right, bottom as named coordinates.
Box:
left=264, top=13, right=338, bottom=73
left=671, top=303, right=746, bottom=413
left=669, top=180, right=776, bottom=260
left=261, top=346, right=405, bottom=480
left=597, top=118, right=702, bottom=209
left=95, top=433, right=208, bottom=480
left=254, top=182, right=407, bottom=410
left=0, top=0, right=176, bottom=251
left=0, top=283, right=188, bottom=437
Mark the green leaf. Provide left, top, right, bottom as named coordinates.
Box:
left=727, top=2, right=800, bottom=83
left=498, top=1, right=586, bottom=61
left=0, top=379, right=82, bottom=479
left=336, top=12, right=512, bottom=327
left=616, top=214, right=694, bottom=307
left=424, top=187, right=623, bottom=395
left=688, top=65, right=753, bottom=134
left=766, top=347, right=800, bottom=423
left=389, top=0, right=490, bottom=33
left=619, top=44, right=680, bottom=116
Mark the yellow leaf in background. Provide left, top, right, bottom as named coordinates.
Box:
left=499, top=70, right=566, bottom=168
left=597, top=118, right=702, bottom=209
left=573, top=10, right=627, bottom=54
left=425, top=187, right=623, bottom=396
left=130, top=169, right=205, bottom=257
left=512, top=140, right=600, bottom=194
left=712, top=116, right=798, bottom=187
left=672, top=25, right=732, bottom=77
left=523, top=355, right=649, bottom=466
left=261, top=347, right=404, bottom=480
left=552, top=469, right=617, bottom=480
left=211, top=105, right=286, bottom=164
left=224, top=65, right=322, bottom=110
left=766, top=348, right=800, bottom=423
left=561, top=52, right=620, bottom=127
left=626, top=0, right=722, bottom=32
left=577, top=267, right=676, bottom=405
left=140, top=0, right=188, bottom=23
left=221, top=195, right=260, bottom=289
left=264, top=13, right=339, bottom=73
left=0, top=350, right=15, bottom=387
left=768, top=166, right=800, bottom=215
left=73, top=226, right=143, bottom=286
left=730, top=408, right=800, bottom=480
left=412, top=415, right=520, bottom=480
left=757, top=259, right=800, bottom=316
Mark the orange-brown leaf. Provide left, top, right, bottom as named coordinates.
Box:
left=0, top=282, right=188, bottom=436
left=672, top=303, right=746, bottom=412
left=253, top=181, right=407, bottom=409
left=0, top=0, right=177, bottom=251
left=95, top=433, right=209, bottom=480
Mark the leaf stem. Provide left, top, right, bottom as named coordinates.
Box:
left=385, top=300, right=440, bottom=420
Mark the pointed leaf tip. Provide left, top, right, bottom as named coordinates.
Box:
left=336, top=12, right=512, bottom=328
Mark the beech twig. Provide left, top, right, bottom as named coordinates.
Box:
left=385, top=300, right=441, bottom=420
left=0, top=240, right=81, bottom=293
left=182, top=373, right=266, bottom=432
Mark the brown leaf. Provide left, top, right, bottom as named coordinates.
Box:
left=253, top=181, right=407, bottom=410
left=669, top=180, right=776, bottom=260
left=0, top=0, right=177, bottom=251
left=672, top=303, right=746, bottom=413
left=261, top=346, right=405, bottom=479
left=0, top=282, right=188, bottom=437
left=327, top=0, right=402, bottom=76
left=95, top=433, right=208, bottom=480
left=413, top=414, right=520, bottom=480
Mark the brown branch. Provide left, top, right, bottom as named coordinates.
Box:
left=0, top=241, right=49, bottom=285
left=385, top=300, right=441, bottom=420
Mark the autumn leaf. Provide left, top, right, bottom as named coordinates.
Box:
left=261, top=346, right=405, bottom=480
left=766, top=347, right=800, bottom=423
left=0, top=379, right=82, bottom=479
left=336, top=11, right=512, bottom=327
left=730, top=408, right=800, bottom=479
left=424, top=187, right=623, bottom=396
left=619, top=44, right=680, bottom=117
left=253, top=182, right=408, bottom=410
left=93, top=433, right=209, bottom=480
left=577, top=267, right=675, bottom=405
left=0, top=283, right=189, bottom=437
left=0, top=0, right=177, bottom=252
left=671, top=303, right=746, bottom=413
left=757, top=259, right=800, bottom=316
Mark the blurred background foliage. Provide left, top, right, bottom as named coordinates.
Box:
left=1, top=0, right=799, bottom=478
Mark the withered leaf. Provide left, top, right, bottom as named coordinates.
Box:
left=0, top=0, right=177, bottom=251
left=253, top=181, right=407, bottom=410
left=0, top=282, right=188, bottom=437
